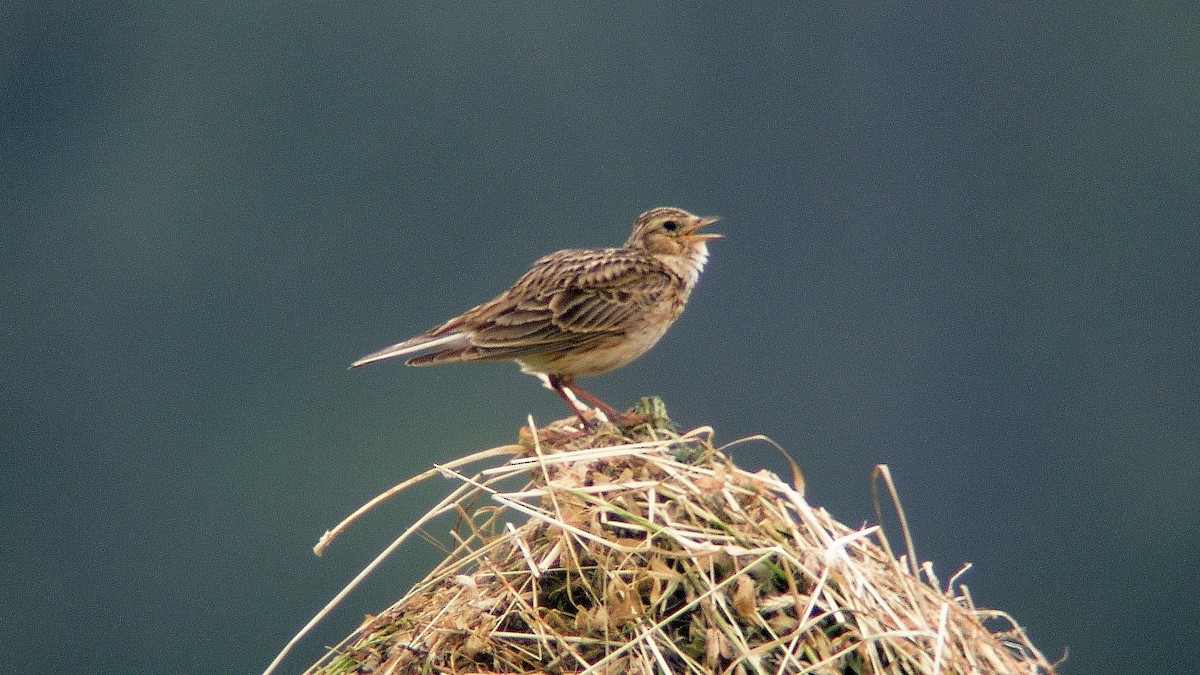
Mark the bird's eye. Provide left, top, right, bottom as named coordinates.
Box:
left=662, top=220, right=680, bottom=232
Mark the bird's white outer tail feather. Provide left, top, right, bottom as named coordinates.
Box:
left=350, top=332, right=471, bottom=368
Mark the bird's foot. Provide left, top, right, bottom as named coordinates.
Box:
left=584, top=396, right=675, bottom=432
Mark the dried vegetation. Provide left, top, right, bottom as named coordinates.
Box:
left=270, top=399, right=1056, bottom=675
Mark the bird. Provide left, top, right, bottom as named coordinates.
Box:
left=350, top=207, right=721, bottom=427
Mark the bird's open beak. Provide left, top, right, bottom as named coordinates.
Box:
left=686, top=215, right=723, bottom=241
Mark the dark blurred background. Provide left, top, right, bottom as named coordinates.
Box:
left=3, top=4, right=1197, bottom=673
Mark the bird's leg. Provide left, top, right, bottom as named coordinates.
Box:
left=547, top=375, right=598, bottom=428
left=563, top=381, right=623, bottom=424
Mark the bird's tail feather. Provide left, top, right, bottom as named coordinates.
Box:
left=349, top=332, right=471, bottom=369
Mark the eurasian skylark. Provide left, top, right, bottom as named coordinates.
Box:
left=351, top=207, right=721, bottom=427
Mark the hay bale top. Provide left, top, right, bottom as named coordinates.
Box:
left=304, top=402, right=1056, bottom=674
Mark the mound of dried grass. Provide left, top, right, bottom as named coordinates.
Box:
left=270, top=399, right=1056, bottom=675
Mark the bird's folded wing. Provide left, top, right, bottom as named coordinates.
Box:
left=427, top=250, right=675, bottom=361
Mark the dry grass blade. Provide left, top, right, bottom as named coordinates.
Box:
left=275, top=398, right=1057, bottom=675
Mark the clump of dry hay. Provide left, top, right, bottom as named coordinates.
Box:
left=275, top=399, right=1056, bottom=675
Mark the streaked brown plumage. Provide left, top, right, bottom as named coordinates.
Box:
left=351, top=207, right=721, bottom=426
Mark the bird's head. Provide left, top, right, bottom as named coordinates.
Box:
left=626, top=207, right=722, bottom=264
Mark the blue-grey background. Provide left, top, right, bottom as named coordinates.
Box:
left=4, top=4, right=1197, bottom=673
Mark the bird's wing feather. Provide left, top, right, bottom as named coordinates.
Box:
left=406, top=249, right=677, bottom=365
